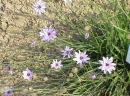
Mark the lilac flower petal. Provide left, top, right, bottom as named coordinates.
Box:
left=39, top=26, right=57, bottom=42
left=73, top=50, right=90, bottom=66
left=23, top=68, right=33, bottom=81
left=98, top=57, right=116, bottom=74
left=51, top=59, right=63, bottom=69
left=32, top=0, right=46, bottom=15
left=61, top=46, right=73, bottom=58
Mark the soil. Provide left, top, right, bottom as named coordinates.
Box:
left=0, top=0, right=108, bottom=96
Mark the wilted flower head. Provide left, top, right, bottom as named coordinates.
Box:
left=61, top=46, right=73, bottom=58
left=84, top=25, right=91, bottom=31
left=30, top=40, right=35, bottom=47
left=32, top=0, right=46, bottom=15
left=84, top=33, right=89, bottom=39
left=51, top=59, right=63, bottom=69
left=23, top=68, right=33, bottom=81
left=90, top=73, right=96, bottom=79
left=7, top=66, right=13, bottom=75
left=3, top=88, right=13, bottom=96
left=62, top=0, right=74, bottom=3
left=69, top=73, right=73, bottom=77
left=98, top=57, right=116, bottom=74
left=73, top=50, right=90, bottom=66
left=39, top=26, right=57, bottom=42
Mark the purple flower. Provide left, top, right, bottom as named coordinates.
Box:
left=61, top=46, right=73, bottom=58
left=30, top=40, right=35, bottom=47
left=98, top=57, right=116, bottom=74
left=39, top=26, right=57, bottom=42
left=32, top=0, right=46, bottom=15
left=23, top=68, right=33, bottom=81
left=51, top=59, right=63, bottom=69
left=3, top=89, right=13, bottom=96
left=90, top=73, right=96, bottom=79
left=84, top=33, right=89, bottom=39
left=7, top=66, right=13, bottom=75
left=73, top=50, right=90, bottom=66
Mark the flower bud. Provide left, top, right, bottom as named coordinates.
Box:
left=69, top=73, right=73, bottom=77
left=44, top=77, right=48, bottom=81
left=72, top=67, right=78, bottom=73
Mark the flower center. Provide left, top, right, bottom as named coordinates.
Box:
left=91, top=73, right=95, bottom=76
left=7, top=66, right=11, bottom=71
left=66, top=51, right=69, bottom=54
left=80, top=56, right=83, bottom=60
left=38, top=5, right=41, bottom=9
left=48, top=32, right=51, bottom=36
left=56, top=63, right=59, bottom=66
left=106, top=63, right=109, bottom=66
left=27, top=73, right=30, bottom=76
left=7, top=91, right=11, bottom=94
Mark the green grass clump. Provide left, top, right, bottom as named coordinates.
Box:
left=48, top=0, right=130, bottom=95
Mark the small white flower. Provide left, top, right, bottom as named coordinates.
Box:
left=98, top=57, right=116, bottom=74
left=51, top=59, right=63, bottom=69
left=61, top=46, right=73, bottom=58
left=85, top=33, right=89, bottom=39
left=23, top=68, right=33, bottom=81
left=73, top=50, right=90, bottom=66
left=32, top=0, right=46, bottom=15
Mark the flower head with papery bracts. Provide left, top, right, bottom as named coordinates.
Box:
left=90, top=73, right=96, bottom=79
left=30, top=40, right=36, bottom=47
left=39, top=26, right=57, bottom=42
left=85, top=33, right=89, bottom=39
left=62, top=0, right=74, bottom=3
left=32, top=0, right=46, bottom=15
left=23, top=68, right=33, bottom=81
left=73, top=50, right=90, bottom=66
left=51, top=59, right=63, bottom=69
left=3, top=88, right=13, bottom=96
left=98, top=57, right=116, bottom=74
left=61, top=46, right=73, bottom=58
left=7, top=66, right=13, bottom=75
